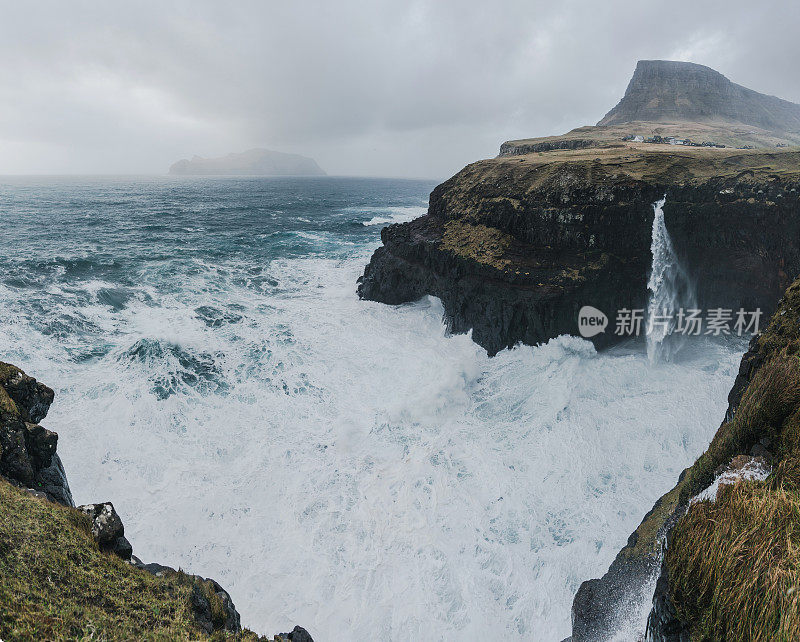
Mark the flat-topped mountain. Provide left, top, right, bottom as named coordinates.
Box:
left=169, top=148, right=325, bottom=176
left=501, top=61, right=800, bottom=155
left=598, top=60, right=800, bottom=132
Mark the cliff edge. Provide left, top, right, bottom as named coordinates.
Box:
left=572, top=274, right=800, bottom=640
left=0, top=361, right=314, bottom=641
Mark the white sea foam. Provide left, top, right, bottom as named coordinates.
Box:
left=693, top=458, right=771, bottom=504
left=361, top=206, right=427, bottom=226
left=0, top=248, right=742, bottom=641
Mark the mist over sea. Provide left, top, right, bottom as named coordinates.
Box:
left=0, top=176, right=744, bottom=640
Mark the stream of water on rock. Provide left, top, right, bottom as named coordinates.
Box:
left=0, top=177, right=743, bottom=640
left=646, top=196, right=696, bottom=364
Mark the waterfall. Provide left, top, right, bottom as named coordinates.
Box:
left=646, top=196, right=695, bottom=363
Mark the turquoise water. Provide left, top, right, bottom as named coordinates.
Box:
left=0, top=176, right=742, bottom=640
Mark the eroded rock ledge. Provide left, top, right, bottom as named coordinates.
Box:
left=359, top=147, right=800, bottom=355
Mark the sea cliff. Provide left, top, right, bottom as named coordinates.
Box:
left=359, top=145, right=800, bottom=355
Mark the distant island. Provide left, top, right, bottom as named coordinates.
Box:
left=169, top=148, right=326, bottom=176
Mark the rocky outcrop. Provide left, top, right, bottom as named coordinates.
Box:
left=598, top=60, right=800, bottom=133
left=498, top=138, right=595, bottom=156
left=126, top=557, right=243, bottom=634
left=275, top=626, right=315, bottom=642
left=0, top=359, right=315, bottom=640
left=78, top=502, right=134, bottom=561
left=359, top=148, right=800, bottom=355
left=75, top=500, right=246, bottom=635
left=571, top=482, right=686, bottom=641
left=0, top=362, right=73, bottom=505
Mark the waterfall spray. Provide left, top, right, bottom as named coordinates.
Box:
left=646, top=196, right=695, bottom=363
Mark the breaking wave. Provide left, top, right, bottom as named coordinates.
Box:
left=0, top=177, right=743, bottom=640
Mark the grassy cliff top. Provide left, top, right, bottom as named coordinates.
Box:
left=451, top=144, right=800, bottom=193
left=0, top=478, right=268, bottom=641
left=502, top=122, right=800, bottom=155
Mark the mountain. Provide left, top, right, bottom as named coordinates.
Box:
left=598, top=60, right=800, bottom=132
left=169, top=149, right=326, bottom=176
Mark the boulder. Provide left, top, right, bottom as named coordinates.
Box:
left=0, top=362, right=54, bottom=423
left=276, top=626, right=315, bottom=642
left=77, top=502, right=132, bottom=561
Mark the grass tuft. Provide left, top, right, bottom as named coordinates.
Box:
left=668, top=480, right=800, bottom=641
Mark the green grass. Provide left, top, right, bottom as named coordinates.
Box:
left=678, top=354, right=800, bottom=504
left=0, top=478, right=267, bottom=641
left=664, top=276, right=800, bottom=640
left=440, top=220, right=514, bottom=270
left=668, top=480, right=800, bottom=641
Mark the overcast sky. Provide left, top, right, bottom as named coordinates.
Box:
left=1, top=1, right=799, bottom=179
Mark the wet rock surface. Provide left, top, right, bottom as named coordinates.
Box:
left=274, top=626, right=315, bottom=642
left=0, top=361, right=73, bottom=505
left=644, top=557, right=691, bottom=642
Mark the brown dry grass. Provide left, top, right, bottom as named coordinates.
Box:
left=669, top=480, right=800, bottom=641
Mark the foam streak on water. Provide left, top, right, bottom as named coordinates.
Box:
left=646, top=196, right=696, bottom=364
left=0, top=177, right=742, bottom=641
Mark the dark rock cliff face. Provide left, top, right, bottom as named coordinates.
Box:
left=359, top=149, right=800, bottom=355
left=498, top=138, right=595, bottom=156
left=598, top=60, right=800, bottom=132
left=0, top=362, right=73, bottom=506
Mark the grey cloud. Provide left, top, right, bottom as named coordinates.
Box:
left=0, top=0, right=798, bottom=178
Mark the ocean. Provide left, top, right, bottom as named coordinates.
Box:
left=0, top=176, right=744, bottom=640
